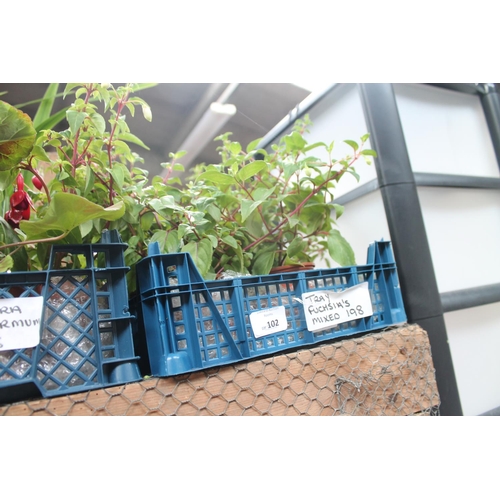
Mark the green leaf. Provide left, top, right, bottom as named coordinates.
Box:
left=240, top=186, right=275, bottom=222
left=33, top=83, right=59, bottom=130
left=120, top=132, right=150, bottom=150
left=361, top=149, right=377, bottom=157
left=197, top=171, right=234, bottom=186
left=182, top=238, right=213, bottom=277
left=63, top=83, right=84, bottom=98
left=31, top=145, right=52, bottom=162
left=129, top=83, right=158, bottom=92
left=284, top=131, right=307, bottom=152
left=140, top=211, right=155, bottom=231
left=0, top=217, right=28, bottom=271
left=148, top=195, right=183, bottom=213
left=149, top=230, right=166, bottom=250
left=112, top=140, right=131, bottom=157
left=0, top=100, right=36, bottom=170
left=285, top=214, right=300, bottom=229
left=36, top=236, right=50, bottom=268
left=303, top=141, right=327, bottom=152
left=0, top=169, right=16, bottom=190
left=83, top=165, right=96, bottom=198
left=20, top=192, right=125, bottom=239
left=252, top=186, right=275, bottom=202
left=170, top=150, right=187, bottom=160
left=35, top=107, right=69, bottom=132
left=125, top=102, right=135, bottom=117
left=128, top=96, right=153, bottom=122
left=236, top=160, right=268, bottom=182
left=231, top=243, right=245, bottom=274
left=89, top=113, right=106, bottom=135
left=124, top=236, right=140, bottom=254
left=344, top=140, right=359, bottom=151
left=299, top=203, right=330, bottom=234
left=206, top=234, right=218, bottom=248
left=111, top=164, right=126, bottom=190
left=76, top=88, right=88, bottom=99
left=331, top=203, right=344, bottom=219
left=228, top=142, right=241, bottom=155
left=66, top=110, right=87, bottom=136
left=0, top=254, right=14, bottom=273
left=246, top=138, right=262, bottom=152
left=79, top=219, right=94, bottom=238
left=96, top=86, right=111, bottom=110
left=327, top=229, right=356, bottom=267
left=252, top=249, right=276, bottom=275
left=241, top=199, right=263, bottom=222
left=286, top=236, right=306, bottom=259
left=244, top=209, right=265, bottom=238
left=222, top=234, right=239, bottom=249
left=283, top=161, right=300, bottom=180
left=349, top=170, right=360, bottom=182
left=166, top=230, right=180, bottom=253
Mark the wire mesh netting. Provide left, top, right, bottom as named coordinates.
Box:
left=0, top=324, right=439, bottom=416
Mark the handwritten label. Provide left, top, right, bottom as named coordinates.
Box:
left=250, top=306, right=287, bottom=338
left=302, top=282, right=373, bottom=332
left=0, top=297, right=44, bottom=351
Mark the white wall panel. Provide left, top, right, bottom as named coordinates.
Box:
left=394, top=84, right=499, bottom=178
left=445, top=303, right=500, bottom=415
left=417, top=187, right=500, bottom=293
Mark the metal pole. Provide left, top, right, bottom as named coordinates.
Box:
left=480, top=84, right=500, bottom=171
left=358, top=83, right=463, bottom=416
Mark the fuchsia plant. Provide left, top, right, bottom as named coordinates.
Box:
left=0, top=83, right=376, bottom=292
left=169, top=117, right=376, bottom=279
left=0, top=83, right=155, bottom=289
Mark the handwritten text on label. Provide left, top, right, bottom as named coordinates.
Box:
left=302, top=282, right=373, bottom=332
left=0, top=297, right=44, bottom=351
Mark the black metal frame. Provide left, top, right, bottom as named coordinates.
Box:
left=358, top=84, right=463, bottom=416
left=259, top=82, right=500, bottom=416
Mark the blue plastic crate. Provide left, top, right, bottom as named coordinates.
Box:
left=0, top=230, right=141, bottom=405
left=134, top=240, right=407, bottom=378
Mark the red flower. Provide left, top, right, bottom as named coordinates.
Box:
left=10, top=190, right=31, bottom=211
left=4, top=173, right=35, bottom=229
left=4, top=208, right=29, bottom=228
left=32, top=176, right=43, bottom=190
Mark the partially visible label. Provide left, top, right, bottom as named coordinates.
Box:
left=250, top=306, right=287, bottom=338
left=302, top=282, right=373, bottom=332
left=0, top=297, right=44, bottom=351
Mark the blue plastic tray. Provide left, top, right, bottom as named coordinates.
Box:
left=0, top=230, right=141, bottom=405
left=134, top=240, right=407, bottom=378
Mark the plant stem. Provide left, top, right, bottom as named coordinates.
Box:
left=77, top=137, right=94, bottom=165
left=107, top=88, right=130, bottom=205
left=243, top=155, right=359, bottom=253
left=20, top=163, right=52, bottom=203
left=89, top=163, right=112, bottom=190
left=71, top=84, right=94, bottom=178
left=0, top=231, right=70, bottom=252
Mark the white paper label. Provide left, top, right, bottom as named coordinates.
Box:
left=250, top=306, right=287, bottom=338
left=0, top=297, right=44, bottom=351
left=301, top=282, right=373, bottom=332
